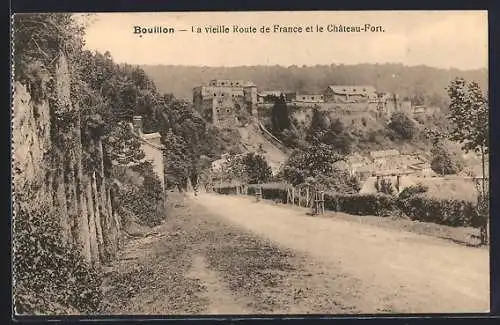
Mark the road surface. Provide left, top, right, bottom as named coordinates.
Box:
left=102, top=192, right=489, bottom=315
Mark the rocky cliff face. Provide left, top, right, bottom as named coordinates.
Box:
left=12, top=53, right=121, bottom=267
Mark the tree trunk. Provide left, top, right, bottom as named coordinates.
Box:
left=480, top=145, right=488, bottom=245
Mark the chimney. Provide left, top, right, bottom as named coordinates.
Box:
left=133, top=116, right=143, bottom=134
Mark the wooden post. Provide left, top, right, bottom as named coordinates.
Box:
left=320, top=191, right=325, bottom=214
left=298, top=188, right=301, bottom=208
left=255, top=186, right=262, bottom=202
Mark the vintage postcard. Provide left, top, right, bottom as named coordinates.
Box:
left=11, top=11, right=489, bottom=316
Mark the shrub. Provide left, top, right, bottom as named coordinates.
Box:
left=13, top=186, right=102, bottom=314
left=280, top=128, right=301, bottom=148
left=117, top=162, right=165, bottom=227
left=399, top=195, right=478, bottom=227
left=118, top=186, right=164, bottom=227
left=324, top=193, right=398, bottom=217
left=213, top=182, right=481, bottom=229
left=214, top=185, right=240, bottom=195
left=398, top=183, right=429, bottom=200
left=387, top=112, right=416, bottom=140
left=247, top=183, right=289, bottom=202
left=430, top=144, right=465, bottom=175
left=375, top=178, right=395, bottom=195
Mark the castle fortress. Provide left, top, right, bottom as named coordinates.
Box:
left=192, top=79, right=257, bottom=127
left=193, top=79, right=413, bottom=127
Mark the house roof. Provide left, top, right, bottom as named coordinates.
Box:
left=327, top=85, right=377, bottom=95
left=295, top=93, right=323, bottom=97
left=259, top=90, right=283, bottom=97
left=142, top=132, right=161, bottom=140
left=369, top=149, right=400, bottom=159
left=208, top=79, right=256, bottom=87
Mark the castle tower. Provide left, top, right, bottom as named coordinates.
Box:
left=243, top=84, right=258, bottom=116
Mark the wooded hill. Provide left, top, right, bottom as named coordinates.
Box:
left=141, top=64, right=487, bottom=105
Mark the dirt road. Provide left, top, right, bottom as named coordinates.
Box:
left=101, top=192, right=489, bottom=315
left=196, top=193, right=490, bottom=314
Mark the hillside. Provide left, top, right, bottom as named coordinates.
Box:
left=237, top=123, right=288, bottom=175
left=141, top=64, right=487, bottom=103
left=141, top=63, right=487, bottom=181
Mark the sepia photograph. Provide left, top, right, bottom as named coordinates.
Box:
left=11, top=11, right=489, bottom=316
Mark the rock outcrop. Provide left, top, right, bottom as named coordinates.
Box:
left=12, top=53, right=121, bottom=267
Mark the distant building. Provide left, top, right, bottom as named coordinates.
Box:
left=324, top=85, right=378, bottom=103
left=412, top=105, right=426, bottom=116
left=369, top=149, right=401, bottom=173
left=257, top=90, right=284, bottom=104
left=193, top=79, right=257, bottom=127
left=375, top=92, right=399, bottom=116
left=293, top=93, right=325, bottom=104
left=400, top=99, right=413, bottom=115
left=411, top=105, right=440, bottom=118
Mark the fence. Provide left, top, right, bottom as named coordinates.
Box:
left=212, top=182, right=484, bottom=228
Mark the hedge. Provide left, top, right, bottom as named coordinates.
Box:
left=398, top=195, right=481, bottom=227
left=324, top=193, right=398, bottom=217
left=213, top=183, right=483, bottom=228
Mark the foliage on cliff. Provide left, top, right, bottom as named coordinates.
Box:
left=13, top=186, right=102, bottom=315
left=114, top=162, right=165, bottom=227
left=13, top=13, right=105, bottom=315
left=12, top=13, right=167, bottom=314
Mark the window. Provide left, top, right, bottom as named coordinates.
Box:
left=231, top=82, right=233, bottom=86
left=353, top=89, right=357, bottom=92
left=214, top=93, right=217, bottom=96
left=226, top=109, right=230, bottom=113
left=221, top=82, right=225, bottom=86
left=303, top=97, right=306, bottom=100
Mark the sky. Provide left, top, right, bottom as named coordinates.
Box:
left=79, top=11, right=488, bottom=70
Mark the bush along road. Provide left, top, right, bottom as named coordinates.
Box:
left=101, top=192, right=489, bottom=315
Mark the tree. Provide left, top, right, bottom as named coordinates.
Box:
left=323, top=118, right=353, bottom=155
left=161, top=129, right=191, bottom=189
left=447, top=77, right=489, bottom=244
left=430, top=142, right=464, bottom=176
left=305, top=109, right=352, bottom=154
left=271, top=94, right=291, bottom=134
left=375, top=178, right=395, bottom=195
left=103, top=121, right=145, bottom=166
left=241, top=153, right=272, bottom=184
left=305, top=107, right=329, bottom=143
left=280, top=128, right=301, bottom=148
left=387, top=112, right=416, bottom=140
left=282, top=143, right=359, bottom=193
